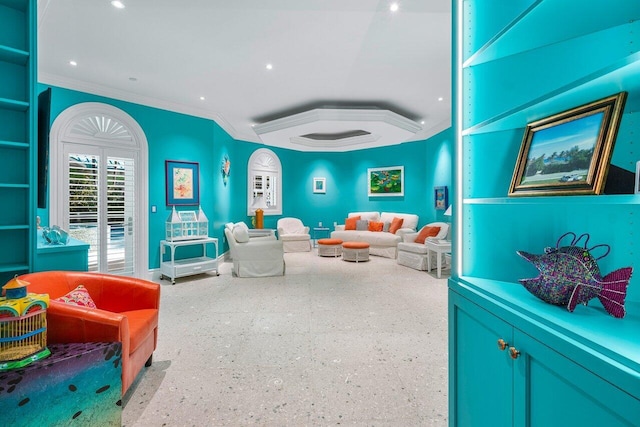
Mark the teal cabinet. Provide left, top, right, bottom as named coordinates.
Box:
left=449, top=281, right=640, bottom=426
left=0, top=0, right=35, bottom=284
left=34, top=234, right=89, bottom=272
left=451, top=1, right=640, bottom=424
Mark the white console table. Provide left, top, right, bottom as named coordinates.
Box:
left=425, top=239, right=451, bottom=278
left=160, top=237, right=219, bottom=284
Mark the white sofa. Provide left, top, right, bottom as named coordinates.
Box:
left=330, top=211, right=419, bottom=258
left=224, top=222, right=285, bottom=277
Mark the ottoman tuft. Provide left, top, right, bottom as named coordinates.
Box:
left=317, top=238, right=343, bottom=257
left=342, top=241, right=370, bottom=263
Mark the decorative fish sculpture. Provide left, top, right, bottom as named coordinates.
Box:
left=516, top=232, right=632, bottom=318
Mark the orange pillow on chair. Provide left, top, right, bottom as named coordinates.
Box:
left=368, top=221, right=384, bottom=232
left=388, top=217, right=404, bottom=234
left=414, top=226, right=441, bottom=243
left=345, top=216, right=361, bottom=230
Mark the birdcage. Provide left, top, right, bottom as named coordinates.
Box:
left=0, top=294, right=50, bottom=371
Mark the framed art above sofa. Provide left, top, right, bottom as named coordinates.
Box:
left=368, top=166, right=404, bottom=197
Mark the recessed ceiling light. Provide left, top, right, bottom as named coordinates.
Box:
left=438, top=97, right=444, bottom=101
left=266, top=63, right=273, bottom=70
left=420, top=120, right=425, bottom=125
left=200, top=96, right=205, bottom=101
left=111, top=1, right=125, bottom=9
left=69, top=60, right=77, bottom=67
left=390, top=3, right=399, bottom=12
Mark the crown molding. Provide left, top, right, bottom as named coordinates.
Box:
left=38, top=72, right=262, bottom=143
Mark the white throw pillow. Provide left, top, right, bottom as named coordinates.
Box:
left=232, top=224, right=250, bottom=243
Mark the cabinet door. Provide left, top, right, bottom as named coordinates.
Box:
left=449, top=291, right=515, bottom=427
left=513, top=330, right=640, bottom=427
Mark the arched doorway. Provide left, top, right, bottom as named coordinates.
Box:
left=49, top=102, right=149, bottom=278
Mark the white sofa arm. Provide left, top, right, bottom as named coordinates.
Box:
left=402, top=232, right=419, bottom=243
left=396, top=228, right=415, bottom=238
left=335, top=224, right=345, bottom=231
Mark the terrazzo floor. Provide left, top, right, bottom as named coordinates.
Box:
left=121, top=250, right=449, bottom=426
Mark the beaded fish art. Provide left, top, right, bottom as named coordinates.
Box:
left=516, top=232, right=632, bottom=318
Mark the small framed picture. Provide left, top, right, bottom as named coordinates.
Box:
left=313, top=177, right=326, bottom=193
left=434, top=186, right=448, bottom=210
left=166, top=160, right=200, bottom=205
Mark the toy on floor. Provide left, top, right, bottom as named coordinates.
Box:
left=516, top=232, right=632, bottom=318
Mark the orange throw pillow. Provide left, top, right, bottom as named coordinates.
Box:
left=388, top=217, right=404, bottom=234
left=345, top=216, right=361, bottom=230
left=415, top=226, right=441, bottom=243
left=368, top=221, right=384, bottom=232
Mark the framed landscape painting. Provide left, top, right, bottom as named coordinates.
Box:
left=368, top=166, right=404, bottom=197
left=509, top=92, right=627, bottom=196
left=166, top=160, right=200, bottom=205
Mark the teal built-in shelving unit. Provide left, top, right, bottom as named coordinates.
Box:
left=0, top=0, right=35, bottom=285
left=449, top=1, right=640, bottom=425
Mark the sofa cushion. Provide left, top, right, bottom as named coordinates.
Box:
left=415, top=226, right=441, bottom=244
left=397, top=242, right=429, bottom=255
left=380, top=212, right=419, bottom=231
left=356, top=220, right=369, bottom=231
left=232, top=224, right=250, bottom=243
left=345, top=216, right=361, bottom=230
left=331, top=230, right=401, bottom=246
left=348, top=212, right=380, bottom=221
left=368, top=221, right=384, bottom=232
left=389, top=217, right=404, bottom=234
left=55, top=285, right=97, bottom=308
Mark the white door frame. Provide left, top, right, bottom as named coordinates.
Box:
left=49, top=102, right=149, bottom=278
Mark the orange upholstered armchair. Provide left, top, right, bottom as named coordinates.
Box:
left=18, top=271, right=160, bottom=395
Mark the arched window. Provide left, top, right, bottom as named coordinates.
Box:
left=247, top=148, right=282, bottom=216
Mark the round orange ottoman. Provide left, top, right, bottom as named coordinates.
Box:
left=342, top=241, right=370, bottom=262
left=318, top=238, right=343, bottom=257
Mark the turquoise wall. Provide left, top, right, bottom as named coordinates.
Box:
left=38, top=85, right=452, bottom=270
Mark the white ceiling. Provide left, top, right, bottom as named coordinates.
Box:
left=37, top=0, right=451, bottom=152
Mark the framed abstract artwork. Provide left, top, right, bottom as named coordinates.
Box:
left=509, top=92, right=627, bottom=196
left=313, top=177, right=326, bottom=193
left=166, top=160, right=200, bottom=205
left=368, top=166, right=404, bottom=197
left=434, top=186, right=448, bottom=210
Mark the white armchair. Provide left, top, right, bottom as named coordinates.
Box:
left=396, top=222, right=450, bottom=271
left=276, top=217, right=312, bottom=253
left=224, top=222, right=285, bottom=277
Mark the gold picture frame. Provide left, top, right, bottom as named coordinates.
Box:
left=508, top=92, right=627, bottom=197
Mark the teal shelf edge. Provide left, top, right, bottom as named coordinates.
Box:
left=0, top=44, right=29, bottom=65
left=462, top=0, right=542, bottom=68
left=0, top=263, right=29, bottom=273
left=0, top=225, right=29, bottom=230
left=0, top=140, right=28, bottom=149
left=0, top=183, right=29, bottom=188
left=464, top=195, right=640, bottom=205
left=462, top=52, right=640, bottom=135
left=0, top=97, right=29, bottom=111
left=463, top=2, right=640, bottom=68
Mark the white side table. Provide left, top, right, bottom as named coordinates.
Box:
left=425, top=239, right=452, bottom=278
